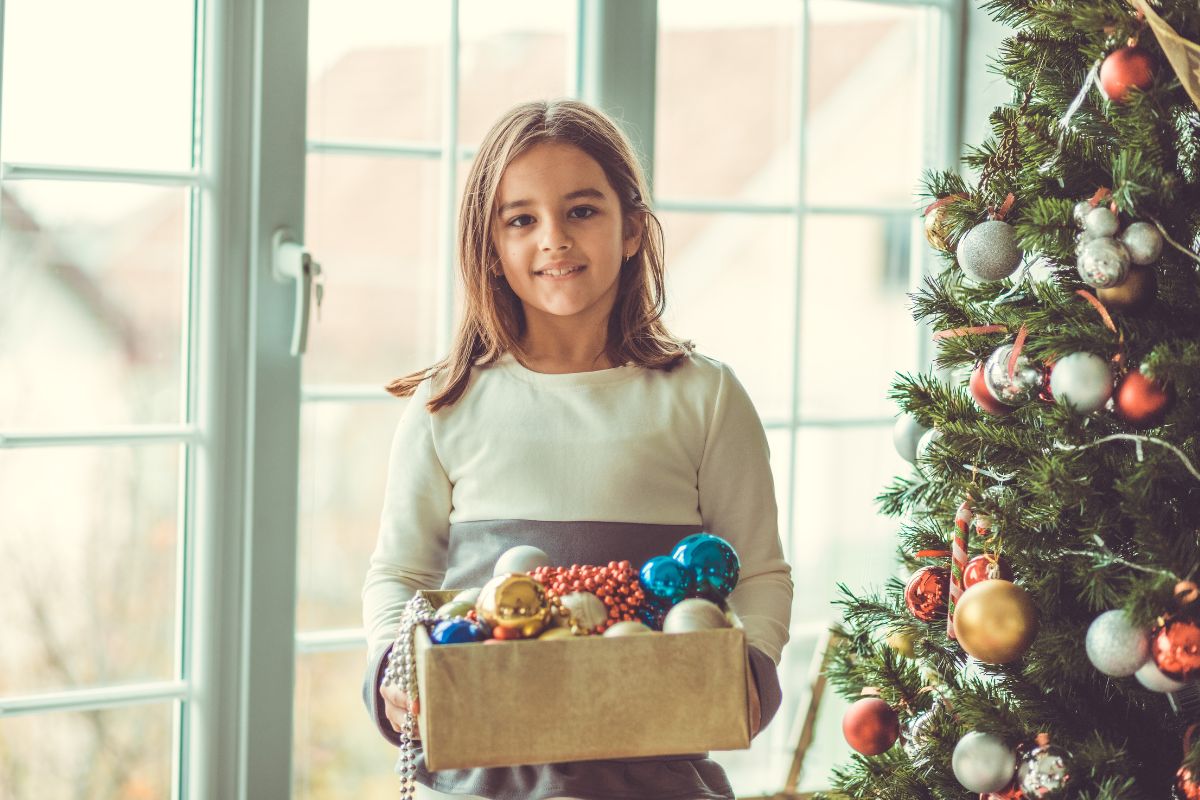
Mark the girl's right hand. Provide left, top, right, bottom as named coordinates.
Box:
left=380, top=683, right=421, bottom=739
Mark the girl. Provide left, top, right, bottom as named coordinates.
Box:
left=362, top=99, right=793, bottom=800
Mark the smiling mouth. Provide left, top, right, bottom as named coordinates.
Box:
left=536, top=265, right=586, bottom=278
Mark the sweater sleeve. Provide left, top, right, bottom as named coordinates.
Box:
left=697, top=363, right=793, bottom=665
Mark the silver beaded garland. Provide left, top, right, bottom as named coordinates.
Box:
left=382, top=594, right=437, bottom=799
left=1016, top=743, right=1073, bottom=796
left=984, top=344, right=1045, bottom=407
left=956, top=220, right=1023, bottom=283
left=1120, top=221, right=1164, bottom=266
left=1076, top=236, right=1130, bottom=288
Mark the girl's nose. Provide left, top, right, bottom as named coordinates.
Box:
left=539, top=218, right=572, bottom=251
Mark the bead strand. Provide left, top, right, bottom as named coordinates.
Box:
left=382, top=594, right=436, bottom=799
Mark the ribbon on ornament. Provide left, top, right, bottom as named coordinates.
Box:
left=989, top=192, right=1015, bottom=221
left=1007, top=324, right=1029, bottom=381
left=1128, top=0, right=1200, bottom=113
left=923, top=193, right=967, bottom=217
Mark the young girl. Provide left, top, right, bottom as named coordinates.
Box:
left=361, top=99, right=793, bottom=800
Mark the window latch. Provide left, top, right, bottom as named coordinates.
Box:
left=271, top=228, right=323, bottom=356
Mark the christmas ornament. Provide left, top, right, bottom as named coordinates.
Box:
left=430, top=618, right=489, bottom=645
left=538, top=627, right=576, bottom=640
left=1100, top=45, right=1155, bottom=103
left=1072, top=200, right=1093, bottom=227
left=1098, top=266, right=1156, bottom=312
left=662, top=598, right=732, bottom=633
left=1016, top=741, right=1073, bottom=796
left=452, top=587, right=482, bottom=605
left=904, top=566, right=950, bottom=622
left=1177, top=766, right=1200, bottom=800
left=984, top=344, right=1045, bottom=407
left=954, top=580, right=1038, bottom=663
left=1136, top=659, right=1188, bottom=692
left=984, top=783, right=1024, bottom=800
left=493, top=545, right=552, bottom=576
left=670, top=533, right=740, bottom=600
left=949, top=501, right=973, bottom=639
left=1120, top=221, right=1164, bottom=265
left=434, top=599, right=476, bottom=620
left=475, top=573, right=551, bottom=638
left=1152, top=609, right=1200, bottom=681
left=602, top=620, right=654, bottom=637
left=893, top=412, right=930, bottom=463
left=553, top=591, right=609, bottom=634
left=1115, top=370, right=1172, bottom=427
left=952, top=731, right=1017, bottom=793
left=842, top=697, right=900, bottom=756
left=1049, top=352, right=1113, bottom=413
left=1076, top=236, right=1131, bottom=289
left=971, top=363, right=1012, bottom=415
left=887, top=630, right=916, bottom=658
left=1082, top=206, right=1121, bottom=239
left=1086, top=609, right=1151, bottom=677
left=915, top=428, right=943, bottom=475
left=637, top=599, right=669, bottom=630
left=530, top=561, right=646, bottom=630
left=639, top=555, right=694, bottom=606
left=963, top=554, right=1014, bottom=589
left=924, top=201, right=956, bottom=252
left=382, top=594, right=437, bottom=797
left=957, top=220, right=1022, bottom=282
left=901, top=707, right=941, bottom=763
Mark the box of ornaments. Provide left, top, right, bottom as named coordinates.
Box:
left=391, top=534, right=754, bottom=770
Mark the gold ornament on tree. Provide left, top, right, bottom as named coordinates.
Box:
left=924, top=196, right=963, bottom=252
left=953, top=579, right=1039, bottom=663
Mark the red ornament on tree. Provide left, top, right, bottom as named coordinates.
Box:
left=1151, top=607, right=1200, bottom=681
left=1115, top=370, right=1172, bottom=427
left=841, top=697, right=899, bottom=755
left=905, top=566, right=950, bottom=622
left=1177, top=766, right=1200, bottom=800
left=984, top=781, right=1025, bottom=800
left=1100, top=45, right=1155, bottom=103
left=970, top=363, right=1012, bottom=416
left=963, top=554, right=1015, bottom=589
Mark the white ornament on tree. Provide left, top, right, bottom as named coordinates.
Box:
left=1049, top=353, right=1114, bottom=413
left=1082, top=206, right=1120, bottom=238
left=956, top=220, right=1022, bottom=283
left=952, top=731, right=1017, bottom=793
left=893, top=412, right=930, bottom=464
left=1085, top=609, right=1150, bottom=677
left=1135, top=659, right=1188, bottom=692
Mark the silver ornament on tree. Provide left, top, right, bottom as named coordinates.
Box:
left=984, top=344, right=1045, bottom=407
left=1136, top=659, right=1188, bottom=693
left=1120, top=221, right=1164, bottom=265
left=902, top=703, right=945, bottom=764
left=1086, top=609, right=1150, bottom=677
left=952, top=731, right=1017, bottom=793
left=893, top=412, right=930, bottom=464
left=1016, top=740, right=1072, bottom=796
left=1076, top=236, right=1130, bottom=288
left=1072, top=200, right=1093, bottom=227
left=915, top=428, right=943, bottom=476
left=957, top=219, right=1023, bottom=282
left=1082, top=206, right=1120, bottom=239
left=1049, top=352, right=1113, bottom=413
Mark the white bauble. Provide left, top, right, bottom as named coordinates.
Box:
left=893, top=412, right=929, bottom=464
left=952, top=731, right=1017, bottom=793
left=915, top=428, right=942, bottom=476
left=1120, top=221, right=1164, bottom=266
left=452, top=587, right=482, bottom=605
left=556, top=591, right=608, bottom=632
left=602, top=621, right=654, bottom=637
left=1135, top=659, right=1188, bottom=693
left=662, top=598, right=731, bottom=633
left=1083, top=206, right=1120, bottom=238
left=1085, top=610, right=1150, bottom=677
left=493, top=545, right=552, bottom=576
left=956, top=220, right=1022, bottom=283
left=1049, top=352, right=1113, bottom=413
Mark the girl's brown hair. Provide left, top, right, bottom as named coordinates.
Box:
left=386, top=99, right=693, bottom=412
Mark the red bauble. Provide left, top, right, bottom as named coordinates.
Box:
left=963, top=554, right=1015, bottom=589
left=905, top=566, right=950, bottom=622
left=983, top=781, right=1024, bottom=800
left=1151, top=608, right=1200, bottom=681
left=970, top=363, right=1012, bottom=415
left=1100, top=46, right=1155, bottom=103
left=1115, top=370, right=1172, bottom=427
left=1177, top=766, right=1200, bottom=800
left=841, top=697, right=899, bottom=755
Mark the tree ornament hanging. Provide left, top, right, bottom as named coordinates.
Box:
left=1178, top=766, right=1200, bottom=800
left=1086, top=609, right=1151, bottom=677
left=1098, top=267, right=1157, bottom=313
left=1076, top=236, right=1132, bottom=288
left=1136, top=659, right=1188, bottom=693
left=923, top=197, right=960, bottom=252
left=892, top=412, right=930, bottom=463
left=886, top=630, right=916, bottom=658
left=1115, top=369, right=1172, bottom=427
left=953, top=579, right=1039, bottom=663
left=1120, top=221, right=1165, bottom=265
left=956, top=219, right=1023, bottom=282
left=1048, top=352, right=1114, bottom=413
left=904, top=566, right=950, bottom=622
left=1082, top=206, right=1121, bottom=239
left=1100, top=45, right=1155, bottom=103
left=1016, top=738, right=1073, bottom=796
left=983, top=343, right=1045, bottom=407
left=1151, top=607, right=1200, bottom=681
left=952, top=731, right=1018, bottom=793
left=841, top=697, right=900, bottom=755
left=915, top=428, right=943, bottom=476
left=963, top=554, right=1014, bottom=588
left=971, top=363, right=1012, bottom=415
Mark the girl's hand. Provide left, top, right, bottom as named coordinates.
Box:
left=380, top=683, right=421, bottom=740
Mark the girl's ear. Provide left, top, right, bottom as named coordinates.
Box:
left=623, top=212, right=645, bottom=257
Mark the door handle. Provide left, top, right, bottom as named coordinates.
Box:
left=271, top=228, right=323, bottom=356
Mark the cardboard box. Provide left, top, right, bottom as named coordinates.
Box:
left=415, top=589, right=753, bottom=770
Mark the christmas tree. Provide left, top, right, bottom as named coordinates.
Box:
left=823, top=0, right=1200, bottom=797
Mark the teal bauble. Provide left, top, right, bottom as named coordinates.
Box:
left=671, top=533, right=740, bottom=601
left=639, top=556, right=694, bottom=606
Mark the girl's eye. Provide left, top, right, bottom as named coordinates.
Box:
left=569, top=206, right=597, bottom=219
left=509, top=214, right=535, bottom=228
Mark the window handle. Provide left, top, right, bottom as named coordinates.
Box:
left=271, top=228, right=323, bottom=356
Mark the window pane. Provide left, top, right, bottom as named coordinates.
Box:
left=799, top=213, right=915, bottom=420
left=308, top=1, right=445, bottom=144
left=0, top=445, right=179, bottom=694
left=293, top=650, right=399, bottom=800
left=0, top=702, right=175, bottom=799
left=1, top=0, right=194, bottom=170
left=805, top=1, right=929, bottom=208
left=656, top=1, right=797, bottom=202
left=0, top=183, right=186, bottom=430
left=457, top=1, right=574, bottom=146
left=303, top=155, right=441, bottom=384
left=297, top=400, right=403, bottom=632
left=659, top=212, right=796, bottom=422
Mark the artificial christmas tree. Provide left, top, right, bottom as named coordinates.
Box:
left=825, top=0, right=1200, bottom=797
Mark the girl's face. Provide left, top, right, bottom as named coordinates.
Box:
left=491, top=141, right=642, bottom=331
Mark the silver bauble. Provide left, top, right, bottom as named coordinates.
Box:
left=915, top=428, right=943, bottom=476
left=952, top=731, right=1017, bottom=793
left=901, top=707, right=941, bottom=764
left=956, top=220, right=1023, bottom=282
left=1120, top=221, right=1163, bottom=266
left=893, top=412, right=929, bottom=464
left=1083, top=206, right=1120, bottom=238
left=1135, top=659, right=1188, bottom=693
left=1016, top=743, right=1072, bottom=796
left=1072, top=200, right=1092, bottom=227
left=1049, top=352, right=1113, bottom=413
left=1076, top=236, right=1130, bottom=289
left=1086, top=609, right=1150, bottom=677
left=662, top=598, right=731, bottom=633
left=984, top=344, right=1045, bottom=406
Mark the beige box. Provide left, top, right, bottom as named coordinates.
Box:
left=415, top=590, right=753, bottom=770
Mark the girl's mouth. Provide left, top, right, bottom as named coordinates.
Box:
left=537, top=265, right=586, bottom=279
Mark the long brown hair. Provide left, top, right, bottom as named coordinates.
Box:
left=386, top=99, right=693, bottom=412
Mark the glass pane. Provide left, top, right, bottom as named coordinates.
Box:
left=659, top=212, right=796, bottom=422
left=0, top=702, right=175, bottom=799
left=297, top=400, right=405, bottom=632
left=457, top=1, right=573, bottom=146
left=798, top=213, right=915, bottom=420
left=656, top=1, right=798, bottom=203
left=805, top=1, right=928, bottom=208
left=293, top=650, right=400, bottom=800
left=303, top=154, right=442, bottom=384
left=1, top=0, right=195, bottom=171
left=0, top=445, right=180, bottom=694
left=0, top=183, right=186, bottom=430
left=307, top=1, right=445, bottom=144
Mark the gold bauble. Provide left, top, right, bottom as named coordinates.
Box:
left=924, top=203, right=956, bottom=252
left=886, top=631, right=916, bottom=659
left=953, top=580, right=1038, bottom=664
left=475, top=573, right=551, bottom=638
left=1098, top=266, right=1157, bottom=313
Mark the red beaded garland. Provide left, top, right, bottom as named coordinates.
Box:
left=529, top=560, right=646, bottom=633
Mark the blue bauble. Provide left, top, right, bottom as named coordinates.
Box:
left=639, top=555, right=694, bottom=606
left=637, top=599, right=669, bottom=631
left=671, top=533, right=740, bottom=600
left=430, top=618, right=488, bottom=645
